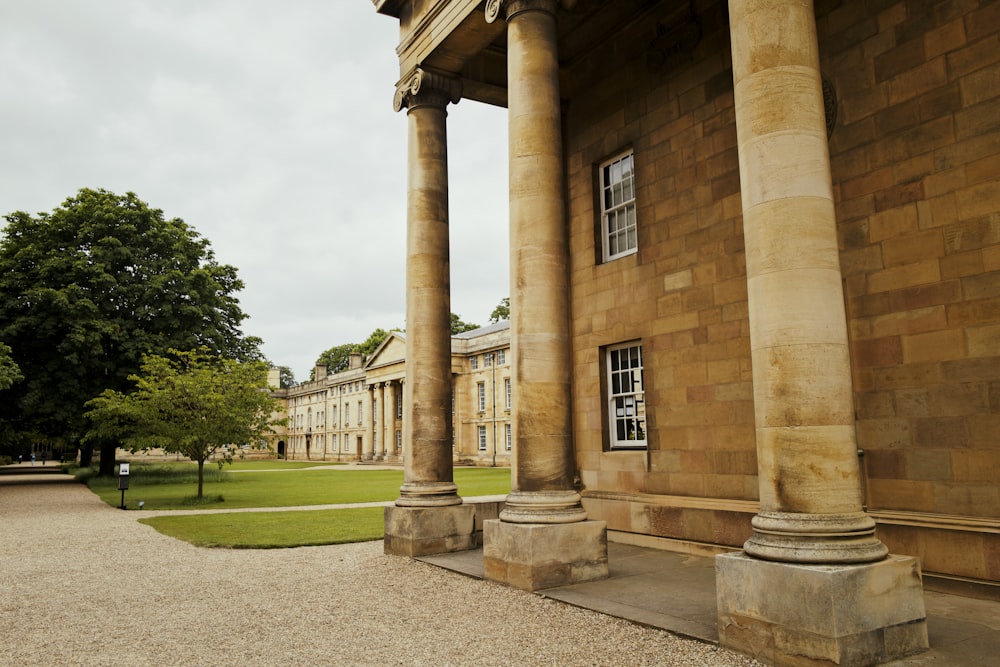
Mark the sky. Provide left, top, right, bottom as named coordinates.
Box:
left=0, top=1, right=510, bottom=382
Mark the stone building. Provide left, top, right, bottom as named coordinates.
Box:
left=371, top=0, right=999, bottom=665
left=270, top=324, right=511, bottom=467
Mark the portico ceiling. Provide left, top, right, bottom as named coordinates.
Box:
left=374, top=0, right=699, bottom=108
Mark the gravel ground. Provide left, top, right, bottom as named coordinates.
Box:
left=0, top=475, right=762, bottom=667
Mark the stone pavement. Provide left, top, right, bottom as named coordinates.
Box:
left=421, top=543, right=1000, bottom=666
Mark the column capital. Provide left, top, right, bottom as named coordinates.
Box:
left=486, top=0, right=562, bottom=23
left=393, top=67, right=462, bottom=113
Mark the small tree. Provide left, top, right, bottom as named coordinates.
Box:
left=313, top=343, right=356, bottom=376
left=489, top=297, right=510, bottom=324
left=274, top=365, right=296, bottom=388
left=450, top=313, right=479, bottom=335
left=86, top=349, right=283, bottom=499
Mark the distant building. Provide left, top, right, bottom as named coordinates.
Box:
left=269, top=322, right=511, bottom=467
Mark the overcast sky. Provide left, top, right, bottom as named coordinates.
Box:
left=0, top=1, right=510, bottom=382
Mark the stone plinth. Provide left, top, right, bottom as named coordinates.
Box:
left=716, top=552, right=928, bottom=666
left=384, top=505, right=476, bottom=557
left=483, top=519, right=608, bottom=591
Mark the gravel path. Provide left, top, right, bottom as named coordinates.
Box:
left=0, top=474, right=762, bottom=666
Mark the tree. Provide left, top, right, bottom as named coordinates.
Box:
left=357, top=327, right=393, bottom=359
left=0, top=189, right=260, bottom=470
left=0, top=342, right=23, bottom=391
left=451, top=313, right=480, bottom=335
left=314, top=343, right=356, bottom=376
left=489, top=297, right=510, bottom=324
left=86, top=349, right=283, bottom=499
left=274, top=365, right=296, bottom=389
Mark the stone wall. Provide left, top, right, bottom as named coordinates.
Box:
left=567, top=1, right=757, bottom=547
left=819, top=0, right=1000, bottom=585
left=567, top=0, right=998, bottom=589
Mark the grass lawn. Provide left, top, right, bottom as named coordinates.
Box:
left=88, top=463, right=510, bottom=510
left=88, top=462, right=510, bottom=549
left=139, top=507, right=385, bottom=548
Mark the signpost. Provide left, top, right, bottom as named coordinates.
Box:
left=117, top=463, right=130, bottom=509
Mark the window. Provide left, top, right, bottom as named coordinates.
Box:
left=396, top=393, right=402, bottom=419
left=331, top=406, right=337, bottom=425
left=504, top=378, right=511, bottom=410
left=478, top=425, right=487, bottom=451
left=373, top=400, right=377, bottom=423
left=396, top=430, right=402, bottom=451
left=606, top=342, right=646, bottom=449
left=471, top=356, right=479, bottom=370
left=497, top=349, right=506, bottom=365
left=601, top=151, right=637, bottom=261
left=477, top=383, right=486, bottom=412
left=344, top=403, right=349, bottom=425
left=332, top=434, right=338, bottom=452
left=357, top=401, right=363, bottom=425
left=505, top=423, right=511, bottom=451
left=484, top=353, right=493, bottom=367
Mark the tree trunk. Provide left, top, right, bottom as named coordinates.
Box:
left=78, top=444, right=93, bottom=468
left=98, top=441, right=116, bottom=476
left=197, top=459, right=204, bottom=499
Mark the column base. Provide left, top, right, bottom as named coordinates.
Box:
left=716, top=552, right=928, bottom=667
left=384, top=504, right=476, bottom=557
left=483, top=519, right=608, bottom=591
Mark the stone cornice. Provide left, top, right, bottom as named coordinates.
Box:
left=392, top=67, right=463, bottom=113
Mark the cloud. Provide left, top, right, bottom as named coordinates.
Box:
left=0, top=0, right=510, bottom=381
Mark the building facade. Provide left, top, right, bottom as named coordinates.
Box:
left=371, top=1, right=999, bottom=664
left=270, top=323, right=512, bottom=467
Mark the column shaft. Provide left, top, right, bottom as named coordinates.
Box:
left=383, top=382, right=395, bottom=460
left=730, top=0, right=885, bottom=563
left=501, top=0, right=584, bottom=524
left=398, top=72, right=461, bottom=506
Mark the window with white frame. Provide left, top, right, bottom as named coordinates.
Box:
left=396, top=393, right=402, bottom=419
left=477, top=383, right=486, bottom=412
left=600, top=150, right=637, bottom=261
left=332, top=434, right=338, bottom=452
left=396, top=430, right=401, bottom=451
left=357, top=401, right=363, bottom=425
left=484, top=353, right=493, bottom=367
left=505, top=423, right=511, bottom=451
left=606, top=342, right=646, bottom=449
left=497, top=349, right=506, bottom=365
left=344, top=403, right=350, bottom=425
left=478, top=425, right=487, bottom=451
left=470, top=356, right=478, bottom=370
left=504, top=378, right=511, bottom=410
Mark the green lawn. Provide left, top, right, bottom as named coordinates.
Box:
left=89, top=462, right=510, bottom=549
left=89, top=464, right=510, bottom=510
left=139, top=507, right=385, bottom=548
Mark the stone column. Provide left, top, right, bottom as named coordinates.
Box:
left=384, top=68, right=475, bottom=556
left=365, top=384, right=376, bottom=460
left=481, top=0, right=607, bottom=592
left=383, top=382, right=396, bottom=461
left=716, top=1, right=927, bottom=663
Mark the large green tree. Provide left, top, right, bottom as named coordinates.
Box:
left=0, top=342, right=23, bottom=391
left=86, top=349, right=282, bottom=498
left=0, top=189, right=261, bottom=471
